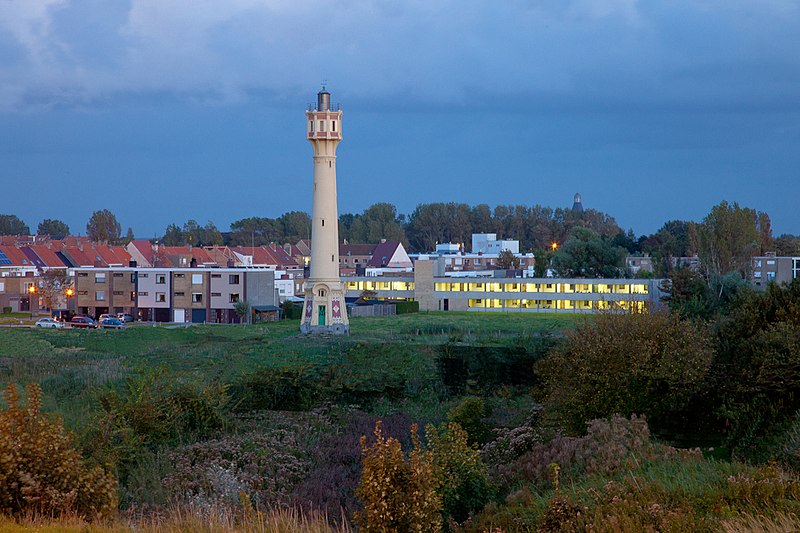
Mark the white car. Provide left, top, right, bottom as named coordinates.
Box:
left=35, top=317, right=65, bottom=329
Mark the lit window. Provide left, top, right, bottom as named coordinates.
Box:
left=192, top=293, right=203, bottom=303
left=192, top=274, right=202, bottom=284
left=95, top=291, right=105, bottom=301
left=95, top=273, right=106, bottom=283
left=230, top=293, right=240, bottom=303
left=156, top=292, right=166, bottom=302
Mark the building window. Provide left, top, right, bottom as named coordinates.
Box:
left=174, top=291, right=185, bottom=297
left=211, top=292, right=221, bottom=297
left=212, top=273, right=221, bottom=278
left=0, top=282, right=4, bottom=292
left=229, top=274, right=240, bottom=284
left=309, top=120, right=314, bottom=132
left=318, top=289, right=326, bottom=297
left=192, top=274, right=202, bottom=285
left=139, top=273, right=148, bottom=278
left=130, top=291, right=136, bottom=301
left=95, top=274, right=106, bottom=283
left=156, top=292, right=166, bottom=302
left=78, top=290, right=88, bottom=296
left=113, top=291, right=124, bottom=296
left=321, top=219, right=325, bottom=227
left=767, top=272, right=776, bottom=281
left=332, top=120, right=337, bottom=132
left=95, top=291, right=105, bottom=301
left=230, top=293, right=240, bottom=303
left=175, top=273, right=185, bottom=278
left=113, top=273, right=124, bottom=278
left=78, top=272, right=88, bottom=277
left=319, top=120, right=324, bottom=132
left=192, top=293, right=203, bottom=303
left=130, top=273, right=137, bottom=283
left=138, top=291, right=148, bottom=296
left=156, top=274, right=166, bottom=284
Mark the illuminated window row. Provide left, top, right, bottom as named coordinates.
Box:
left=467, top=299, right=646, bottom=311
left=346, top=280, right=415, bottom=291
left=435, top=282, right=648, bottom=294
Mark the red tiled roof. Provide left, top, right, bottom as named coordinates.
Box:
left=0, top=245, right=31, bottom=266
left=27, top=245, right=68, bottom=268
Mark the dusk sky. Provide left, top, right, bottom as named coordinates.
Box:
left=1, top=1, right=799, bottom=239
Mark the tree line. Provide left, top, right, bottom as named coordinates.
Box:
left=3, top=201, right=800, bottom=280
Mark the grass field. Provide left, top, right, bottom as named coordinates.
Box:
left=0, top=312, right=573, bottom=430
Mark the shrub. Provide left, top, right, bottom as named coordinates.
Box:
left=87, top=370, right=229, bottom=485
left=537, top=311, right=713, bottom=434
left=230, top=367, right=319, bottom=412
left=0, top=383, right=117, bottom=518
left=2, top=306, right=11, bottom=314
left=293, top=410, right=415, bottom=521
left=355, top=421, right=442, bottom=532
left=448, top=396, right=492, bottom=446
left=492, top=415, right=696, bottom=493
left=427, top=422, right=492, bottom=524
left=394, top=301, right=420, bottom=314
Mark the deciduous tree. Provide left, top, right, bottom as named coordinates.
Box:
left=86, top=209, right=121, bottom=243
left=0, top=214, right=29, bottom=236
left=36, top=219, right=69, bottom=239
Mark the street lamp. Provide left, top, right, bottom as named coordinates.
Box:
left=27, top=285, right=37, bottom=319
left=65, top=288, right=74, bottom=311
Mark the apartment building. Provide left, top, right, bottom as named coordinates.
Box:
left=752, top=254, right=800, bottom=290
left=73, top=266, right=276, bottom=323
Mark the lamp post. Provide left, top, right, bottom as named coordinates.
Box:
left=65, top=287, right=74, bottom=311
left=28, top=285, right=36, bottom=319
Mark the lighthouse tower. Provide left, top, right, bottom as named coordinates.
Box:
left=300, top=87, right=349, bottom=334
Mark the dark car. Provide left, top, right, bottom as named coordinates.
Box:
left=100, top=317, right=126, bottom=329
left=70, top=316, right=97, bottom=329
left=117, top=313, right=135, bottom=323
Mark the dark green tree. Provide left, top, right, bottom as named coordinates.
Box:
left=550, top=227, right=627, bottom=278
left=86, top=209, right=121, bottom=244
left=278, top=211, right=311, bottom=242
left=161, top=223, right=184, bottom=246
left=229, top=217, right=280, bottom=246
left=37, top=219, right=70, bottom=239
left=0, top=214, right=30, bottom=236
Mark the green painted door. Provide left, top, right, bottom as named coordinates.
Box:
left=318, top=305, right=326, bottom=326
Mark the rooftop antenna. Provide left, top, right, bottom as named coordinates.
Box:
left=321, top=79, right=328, bottom=91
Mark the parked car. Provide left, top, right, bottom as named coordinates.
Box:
left=100, top=317, right=126, bottom=329
left=70, top=316, right=97, bottom=329
left=35, top=317, right=65, bottom=329
left=117, top=313, right=135, bottom=323
left=99, top=313, right=113, bottom=322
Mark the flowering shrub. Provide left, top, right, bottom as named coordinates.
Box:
left=493, top=415, right=698, bottom=492
left=162, top=411, right=326, bottom=511
left=0, top=383, right=117, bottom=518
left=292, top=410, right=415, bottom=521
left=355, top=421, right=442, bottom=532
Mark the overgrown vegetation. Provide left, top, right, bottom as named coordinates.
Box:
left=3, top=288, right=800, bottom=531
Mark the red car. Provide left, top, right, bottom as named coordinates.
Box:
left=70, top=316, right=97, bottom=329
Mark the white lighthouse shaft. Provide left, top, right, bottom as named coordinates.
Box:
left=300, top=89, right=349, bottom=334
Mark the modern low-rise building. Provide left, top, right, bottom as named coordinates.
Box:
left=342, top=258, right=665, bottom=314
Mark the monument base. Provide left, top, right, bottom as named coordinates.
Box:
left=299, top=323, right=350, bottom=335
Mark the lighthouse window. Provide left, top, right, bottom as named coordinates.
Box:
left=332, top=121, right=337, bottom=132
left=309, top=121, right=314, bottom=132
left=318, top=289, right=325, bottom=297
left=319, top=121, right=325, bottom=132
left=321, top=219, right=325, bottom=227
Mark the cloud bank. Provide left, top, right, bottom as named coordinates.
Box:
left=1, top=0, right=799, bottom=112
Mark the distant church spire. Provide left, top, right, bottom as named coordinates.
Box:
left=572, top=193, right=584, bottom=213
